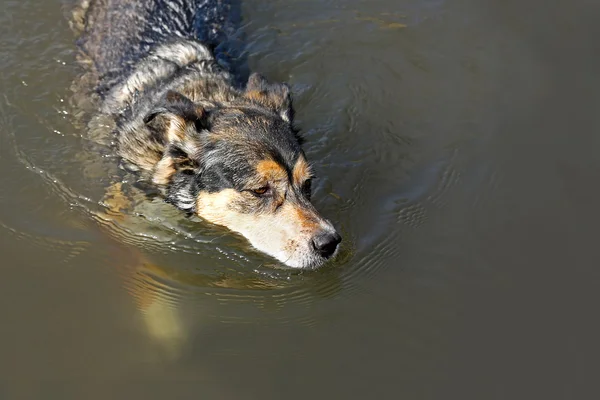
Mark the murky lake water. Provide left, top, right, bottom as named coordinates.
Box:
left=1, top=0, right=600, bottom=397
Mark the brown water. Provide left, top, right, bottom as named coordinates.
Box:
left=1, top=0, right=600, bottom=397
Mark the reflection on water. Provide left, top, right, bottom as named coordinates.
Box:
left=1, top=0, right=600, bottom=397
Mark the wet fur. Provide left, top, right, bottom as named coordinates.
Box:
left=75, top=0, right=340, bottom=269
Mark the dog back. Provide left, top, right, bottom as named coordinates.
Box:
left=75, top=0, right=242, bottom=94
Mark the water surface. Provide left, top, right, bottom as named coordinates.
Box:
left=1, top=0, right=599, bottom=398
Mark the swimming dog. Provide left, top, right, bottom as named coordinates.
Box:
left=73, top=0, right=341, bottom=269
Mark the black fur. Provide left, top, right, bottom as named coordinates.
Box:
left=76, top=0, right=246, bottom=93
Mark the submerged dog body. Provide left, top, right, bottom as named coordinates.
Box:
left=76, top=0, right=340, bottom=269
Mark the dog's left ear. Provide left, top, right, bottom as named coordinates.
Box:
left=245, top=73, right=293, bottom=122
left=144, top=91, right=209, bottom=184
left=144, top=90, right=210, bottom=144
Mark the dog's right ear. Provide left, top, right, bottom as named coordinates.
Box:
left=144, top=90, right=210, bottom=144
left=244, top=73, right=293, bottom=122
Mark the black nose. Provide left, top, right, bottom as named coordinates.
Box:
left=311, top=231, right=342, bottom=259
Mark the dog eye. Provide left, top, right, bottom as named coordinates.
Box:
left=301, top=179, right=312, bottom=198
left=251, top=186, right=270, bottom=196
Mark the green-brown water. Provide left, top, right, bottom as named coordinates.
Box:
left=1, top=0, right=599, bottom=398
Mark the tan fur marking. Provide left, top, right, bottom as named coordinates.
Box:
left=256, top=159, right=287, bottom=181
left=245, top=90, right=284, bottom=112
left=152, top=156, right=176, bottom=186
left=292, top=156, right=312, bottom=185
left=245, top=90, right=266, bottom=103
left=195, top=189, right=241, bottom=225
left=167, top=115, right=187, bottom=142
left=292, top=206, right=320, bottom=230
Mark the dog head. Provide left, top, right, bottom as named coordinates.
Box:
left=143, top=73, right=341, bottom=269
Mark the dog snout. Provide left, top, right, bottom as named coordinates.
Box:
left=311, top=230, right=342, bottom=259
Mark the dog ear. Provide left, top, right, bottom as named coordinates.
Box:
left=244, top=73, right=293, bottom=122
left=144, top=91, right=207, bottom=184
left=144, top=90, right=210, bottom=144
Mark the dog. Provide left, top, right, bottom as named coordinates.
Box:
left=73, top=0, right=341, bottom=269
